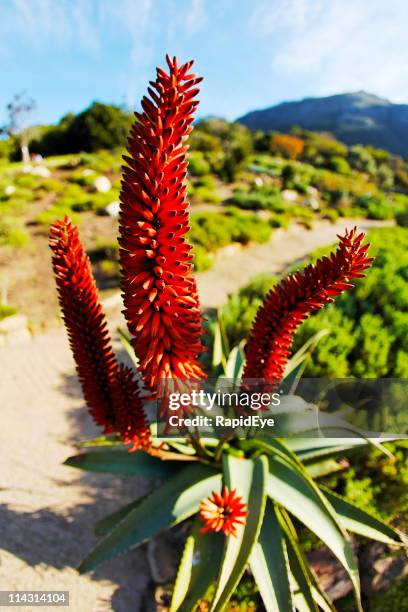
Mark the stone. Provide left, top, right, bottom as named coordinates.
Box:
left=105, top=201, right=120, bottom=217
left=147, top=527, right=187, bottom=584
left=31, top=166, right=51, bottom=178
left=303, top=196, right=320, bottom=210
left=5, top=185, right=15, bottom=195
left=281, top=189, right=298, bottom=202
left=307, top=186, right=319, bottom=197
left=93, top=176, right=111, bottom=193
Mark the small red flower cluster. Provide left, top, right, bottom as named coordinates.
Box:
left=243, top=228, right=373, bottom=385
left=199, top=487, right=248, bottom=536
left=50, top=218, right=151, bottom=450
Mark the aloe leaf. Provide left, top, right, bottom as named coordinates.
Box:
left=210, top=454, right=268, bottom=611
left=78, top=464, right=221, bottom=573
left=279, top=510, right=334, bottom=612
left=267, top=456, right=361, bottom=608
left=249, top=501, right=293, bottom=612
left=171, top=517, right=224, bottom=612
left=76, top=435, right=123, bottom=447
left=95, top=497, right=146, bottom=537
left=225, top=344, right=245, bottom=382
left=320, top=486, right=403, bottom=546
left=64, top=449, right=177, bottom=477
left=305, top=459, right=345, bottom=478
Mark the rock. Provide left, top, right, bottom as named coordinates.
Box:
left=31, top=166, right=51, bottom=178
left=147, top=528, right=187, bottom=584
left=5, top=185, right=15, bottom=195
left=307, top=186, right=319, bottom=197
left=303, top=197, right=320, bottom=210
left=360, top=541, right=408, bottom=594
left=281, top=189, right=298, bottom=202
left=105, top=201, right=120, bottom=217
left=21, top=164, right=51, bottom=178
left=93, top=176, right=111, bottom=193
left=254, top=176, right=264, bottom=187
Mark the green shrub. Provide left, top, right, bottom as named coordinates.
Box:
left=68, top=169, right=96, bottom=187
left=189, top=209, right=273, bottom=272
left=193, top=244, right=214, bottom=271
left=0, top=303, right=17, bottom=320
left=188, top=152, right=210, bottom=176
left=220, top=273, right=276, bottom=346
left=232, top=185, right=285, bottom=212
left=328, top=156, right=351, bottom=175
left=15, top=174, right=41, bottom=189
left=192, top=185, right=221, bottom=203
left=36, top=205, right=78, bottom=226
left=321, top=208, right=339, bottom=223
left=0, top=217, right=29, bottom=248
left=396, top=211, right=408, bottom=226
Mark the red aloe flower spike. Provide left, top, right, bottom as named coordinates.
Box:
left=113, top=364, right=151, bottom=451
left=119, top=55, right=205, bottom=393
left=243, top=227, right=373, bottom=384
left=50, top=217, right=151, bottom=450
left=50, top=217, right=119, bottom=432
left=199, top=487, right=248, bottom=537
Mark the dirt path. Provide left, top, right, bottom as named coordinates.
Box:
left=0, top=218, right=391, bottom=611
left=196, top=218, right=392, bottom=308
left=0, top=318, right=154, bottom=612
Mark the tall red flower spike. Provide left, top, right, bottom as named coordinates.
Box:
left=119, top=54, right=205, bottom=393
left=50, top=217, right=151, bottom=450
left=199, top=487, right=248, bottom=537
left=243, top=227, right=373, bottom=384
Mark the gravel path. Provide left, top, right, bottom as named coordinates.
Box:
left=0, top=218, right=391, bottom=610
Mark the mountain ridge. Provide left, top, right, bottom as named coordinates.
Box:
left=237, top=91, right=408, bottom=157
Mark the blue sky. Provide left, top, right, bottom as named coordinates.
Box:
left=1, top=0, right=407, bottom=126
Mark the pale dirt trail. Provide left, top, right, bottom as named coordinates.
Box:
left=0, top=218, right=390, bottom=611
left=196, top=218, right=391, bottom=308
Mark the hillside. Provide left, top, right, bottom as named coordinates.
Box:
left=238, top=91, right=408, bottom=157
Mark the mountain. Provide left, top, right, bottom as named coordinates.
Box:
left=237, top=91, right=408, bottom=157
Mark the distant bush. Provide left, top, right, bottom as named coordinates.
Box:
left=328, top=155, right=351, bottom=175
left=232, top=185, right=284, bottom=211
left=188, top=152, right=210, bottom=176
left=348, top=144, right=377, bottom=176
left=271, top=133, right=304, bottom=160
left=36, top=205, right=78, bottom=227
left=190, top=208, right=272, bottom=253
left=31, top=103, right=132, bottom=155
left=220, top=273, right=277, bottom=346
left=0, top=217, right=29, bottom=248
left=193, top=244, right=214, bottom=271
left=0, top=302, right=17, bottom=320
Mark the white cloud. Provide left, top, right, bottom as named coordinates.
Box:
left=249, top=0, right=408, bottom=102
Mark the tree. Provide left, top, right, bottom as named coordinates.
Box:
left=271, top=133, right=304, bottom=160
left=1, top=92, right=36, bottom=162
left=65, top=102, right=133, bottom=152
